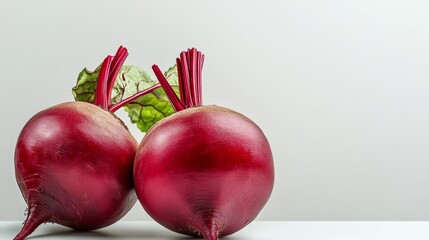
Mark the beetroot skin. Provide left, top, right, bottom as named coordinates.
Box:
left=133, top=105, right=274, bottom=240
left=14, top=102, right=137, bottom=240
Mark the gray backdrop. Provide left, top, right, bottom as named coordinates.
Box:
left=1, top=0, right=429, bottom=221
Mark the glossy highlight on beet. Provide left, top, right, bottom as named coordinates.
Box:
left=134, top=48, right=274, bottom=240
left=14, top=46, right=138, bottom=240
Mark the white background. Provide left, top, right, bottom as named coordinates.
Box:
left=1, top=0, right=429, bottom=221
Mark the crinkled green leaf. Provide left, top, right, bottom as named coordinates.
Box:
left=72, top=67, right=100, bottom=103
left=110, top=65, right=156, bottom=104
left=72, top=65, right=156, bottom=104
left=163, top=65, right=178, bottom=85
left=123, top=65, right=179, bottom=132
left=72, top=64, right=179, bottom=133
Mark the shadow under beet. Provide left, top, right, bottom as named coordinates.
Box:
left=7, top=223, right=240, bottom=240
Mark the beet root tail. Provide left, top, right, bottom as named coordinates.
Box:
left=201, top=229, right=219, bottom=240
left=194, top=216, right=220, bottom=240
left=14, top=204, right=52, bottom=240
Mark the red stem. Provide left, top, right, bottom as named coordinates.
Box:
left=152, top=48, right=204, bottom=112
left=176, top=58, right=186, bottom=104
left=197, top=52, right=204, bottom=105
left=190, top=48, right=198, bottom=105
left=92, top=47, right=206, bottom=114
left=94, top=56, right=113, bottom=109
left=107, top=46, right=128, bottom=104
left=108, top=83, right=161, bottom=112
left=180, top=52, right=192, bottom=107
left=152, top=65, right=185, bottom=111
left=92, top=46, right=129, bottom=111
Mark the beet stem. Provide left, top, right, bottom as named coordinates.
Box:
left=178, top=48, right=204, bottom=108
left=93, top=46, right=129, bottom=111
left=152, top=48, right=205, bottom=111
left=152, top=65, right=185, bottom=111
left=197, top=52, right=204, bottom=105
left=94, top=56, right=113, bottom=109
left=108, top=83, right=161, bottom=112
left=14, top=205, right=52, bottom=240
left=106, top=46, right=129, bottom=106
left=190, top=48, right=198, bottom=106
left=176, top=58, right=186, bottom=103
left=195, top=51, right=201, bottom=106
left=180, top=52, right=193, bottom=107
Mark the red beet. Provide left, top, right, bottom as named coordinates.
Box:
left=15, top=102, right=137, bottom=238
left=133, top=48, right=274, bottom=240
left=14, top=47, right=139, bottom=240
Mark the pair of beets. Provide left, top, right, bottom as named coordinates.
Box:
left=14, top=47, right=274, bottom=240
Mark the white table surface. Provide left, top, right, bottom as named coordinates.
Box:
left=1, top=221, right=429, bottom=240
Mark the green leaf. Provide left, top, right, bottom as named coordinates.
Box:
left=72, top=65, right=156, bottom=104
left=163, top=65, right=179, bottom=85
left=123, top=65, right=179, bottom=132
left=110, top=65, right=156, bottom=104
left=72, top=67, right=100, bottom=103
left=72, top=64, right=179, bottom=133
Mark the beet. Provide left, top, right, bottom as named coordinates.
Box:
left=14, top=47, right=139, bottom=240
left=133, top=48, right=274, bottom=240
left=15, top=102, right=137, bottom=239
